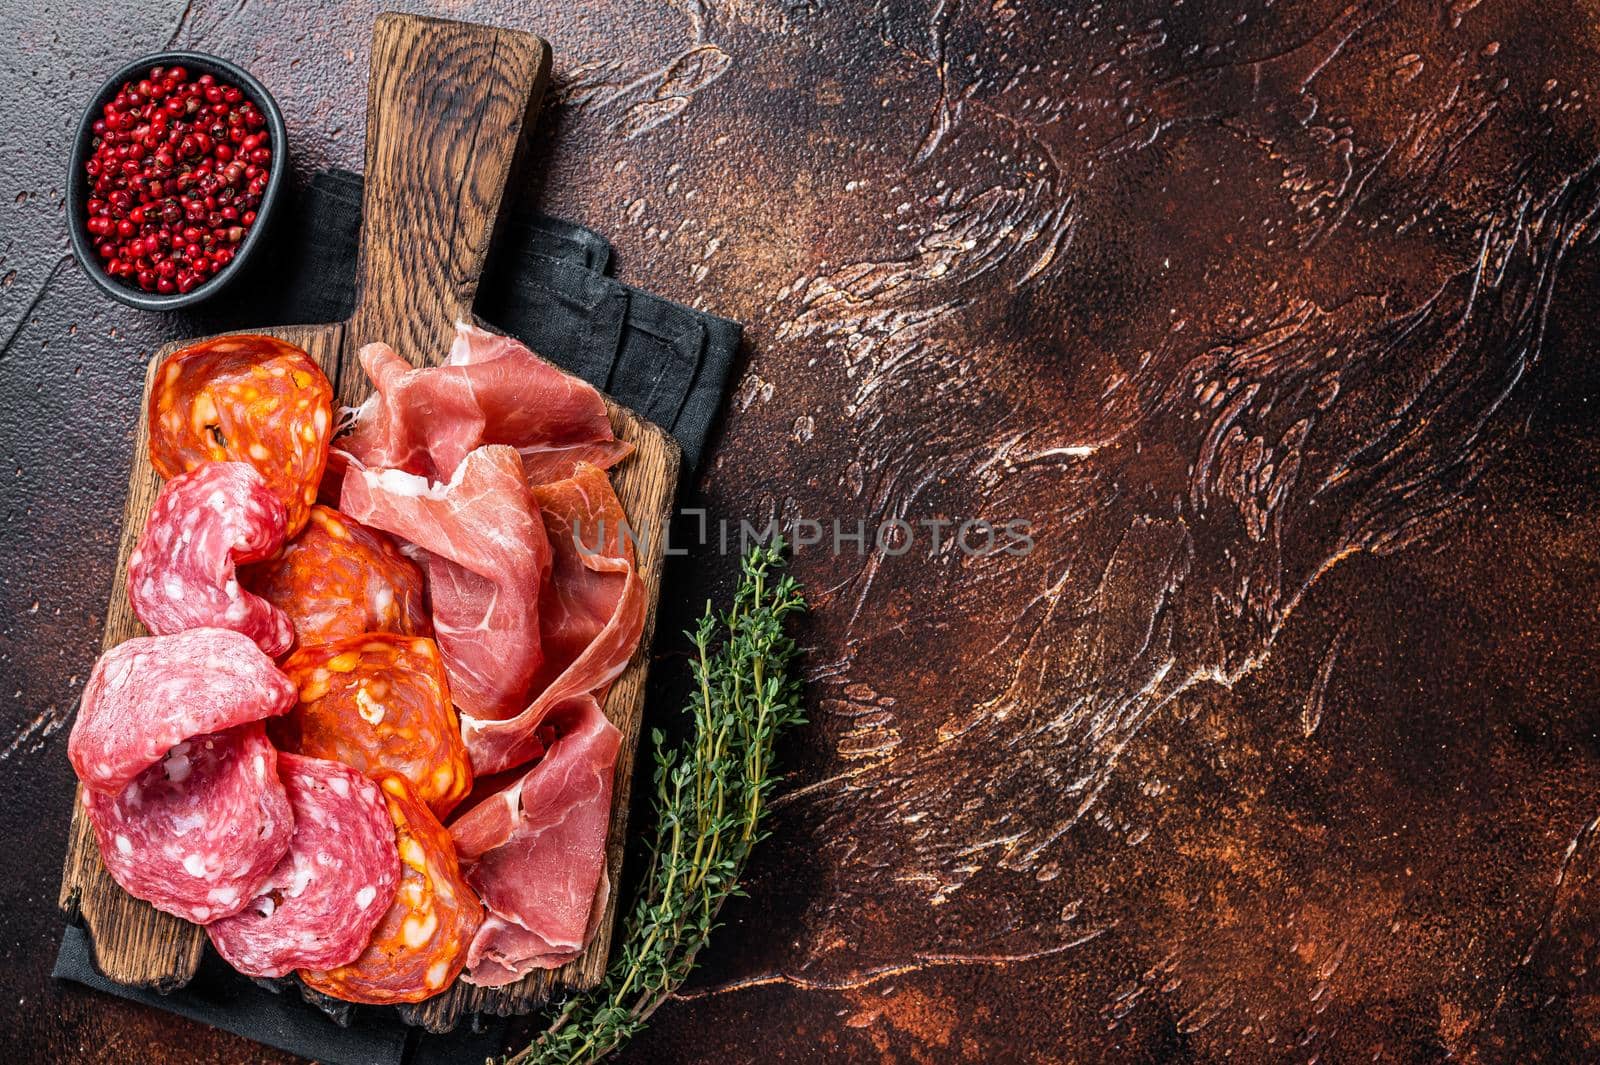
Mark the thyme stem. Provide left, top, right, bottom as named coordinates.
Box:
left=501, top=542, right=806, bottom=1065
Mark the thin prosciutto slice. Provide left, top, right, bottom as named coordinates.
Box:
left=339, top=445, right=550, bottom=720
left=449, top=699, right=621, bottom=985
left=461, top=462, right=645, bottom=776
left=336, top=321, right=632, bottom=489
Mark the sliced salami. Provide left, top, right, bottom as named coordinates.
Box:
left=206, top=753, right=401, bottom=978
left=129, top=461, right=294, bottom=657
left=149, top=334, right=333, bottom=537
left=273, top=634, right=471, bottom=818
left=83, top=723, right=292, bottom=924
left=241, top=505, right=429, bottom=650
left=299, top=773, right=483, bottom=1004
left=70, top=628, right=297, bottom=796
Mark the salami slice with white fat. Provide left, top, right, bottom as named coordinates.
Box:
left=206, top=753, right=401, bottom=977
left=83, top=723, right=292, bottom=923
left=298, top=773, right=482, bottom=1004
left=69, top=628, right=297, bottom=796
left=129, top=461, right=294, bottom=657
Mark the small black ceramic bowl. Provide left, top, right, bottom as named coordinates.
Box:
left=66, top=51, right=288, bottom=311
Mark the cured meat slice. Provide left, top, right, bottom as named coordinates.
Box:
left=274, top=634, right=471, bottom=818
left=206, top=753, right=401, bottom=978
left=70, top=628, right=297, bottom=795
left=84, top=723, right=291, bottom=924
left=129, top=461, right=294, bottom=657
left=241, top=505, right=429, bottom=649
left=340, top=445, right=550, bottom=721
left=336, top=321, right=631, bottom=490
left=461, top=463, right=645, bottom=775
left=299, top=773, right=483, bottom=1003
left=149, top=334, right=333, bottom=536
left=451, top=699, right=621, bottom=985
left=443, top=323, right=635, bottom=484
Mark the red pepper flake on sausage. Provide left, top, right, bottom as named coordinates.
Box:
left=149, top=334, right=333, bottom=537
left=299, top=773, right=483, bottom=1004
left=241, top=505, right=429, bottom=650
left=273, top=634, right=472, bottom=819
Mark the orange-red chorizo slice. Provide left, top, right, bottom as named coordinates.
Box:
left=273, top=634, right=472, bottom=818
left=299, top=773, right=483, bottom=1004
left=149, top=334, right=333, bottom=536
left=241, top=505, right=430, bottom=650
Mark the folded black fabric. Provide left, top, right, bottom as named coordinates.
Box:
left=52, top=170, right=742, bottom=1063
left=478, top=224, right=740, bottom=467
left=54, top=927, right=503, bottom=1065
left=220, top=168, right=736, bottom=471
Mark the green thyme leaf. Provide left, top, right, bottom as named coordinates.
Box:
left=502, top=541, right=807, bottom=1065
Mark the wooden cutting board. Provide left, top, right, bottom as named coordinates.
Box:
left=56, top=12, right=680, bottom=1034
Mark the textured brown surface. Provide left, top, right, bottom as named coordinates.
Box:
left=4, top=0, right=1600, bottom=1062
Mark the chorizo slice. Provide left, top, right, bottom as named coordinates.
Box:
left=149, top=334, right=333, bottom=536
left=206, top=753, right=401, bottom=978
left=129, top=461, right=294, bottom=657
left=84, top=722, right=292, bottom=924
left=241, top=505, right=429, bottom=650
left=273, top=634, right=472, bottom=818
left=299, top=773, right=483, bottom=1004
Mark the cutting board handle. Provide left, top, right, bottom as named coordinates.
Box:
left=343, top=12, right=550, bottom=393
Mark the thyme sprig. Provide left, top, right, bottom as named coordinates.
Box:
left=503, top=542, right=807, bottom=1065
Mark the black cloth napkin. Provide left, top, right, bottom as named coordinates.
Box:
left=52, top=169, right=742, bottom=1063
left=233, top=168, right=739, bottom=472
left=53, top=927, right=504, bottom=1065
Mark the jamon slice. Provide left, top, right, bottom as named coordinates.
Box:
left=336, top=321, right=632, bottom=489
left=129, top=461, right=294, bottom=657
left=461, top=463, right=645, bottom=775
left=340, top=445, right=550, bottom=721
left=206, top=753, right=401, bottom=978
left=450, top=699, right=621, bottom=984
left=84, top=723, right=292, bottom=923
left=241, top=504, right=429, bottom=649
left=69, top=628, right=297, bottom=795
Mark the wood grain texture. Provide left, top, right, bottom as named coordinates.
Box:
left=341, top=12, right=551, bottom=403
left=56, top=324, right=342, bottom=988
left=56, top=11, right=677, bottom=1030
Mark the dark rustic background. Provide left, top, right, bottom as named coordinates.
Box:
left=5, top=0, right=1600, bottom=1061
